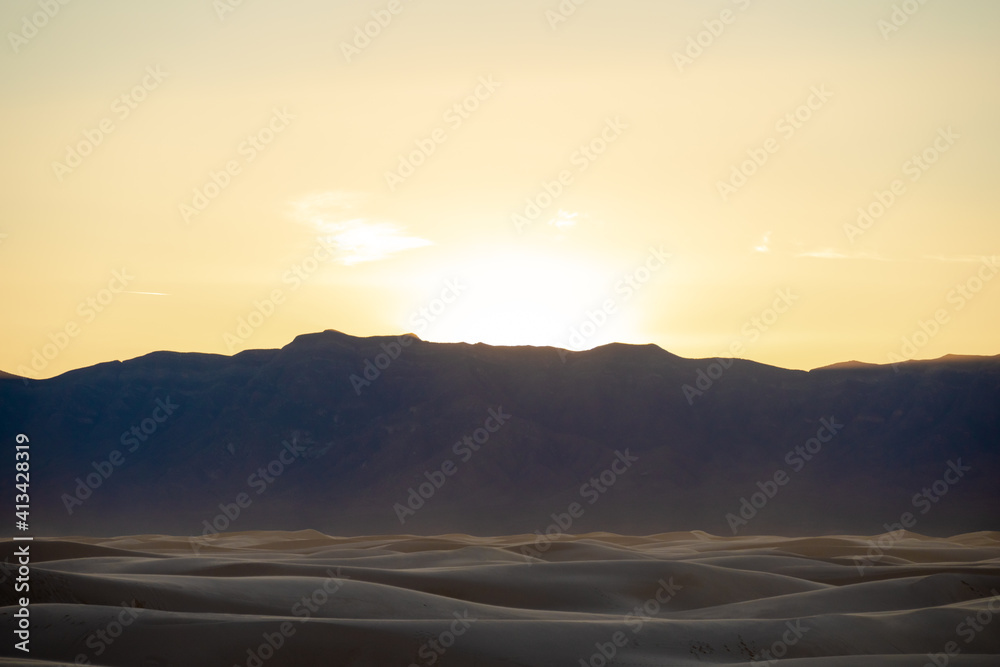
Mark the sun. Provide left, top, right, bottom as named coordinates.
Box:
left=408, top=246, right=641, bottom=350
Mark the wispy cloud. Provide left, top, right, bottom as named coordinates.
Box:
left=547, top=209, right=579, bottom=230
left=795, top=249, right=997, bottom=263
left=753, top=231, right=772, bottom=253
left=921, top=254, right=999, bottom=264
left=291, top=191, right=431, bottom=266
left=795, top=248, right=865, bottom=260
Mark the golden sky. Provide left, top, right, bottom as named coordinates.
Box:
left=2, top=0, right=998, bottom=378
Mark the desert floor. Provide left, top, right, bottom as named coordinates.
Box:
left=2, top=531, right=999, bottom=666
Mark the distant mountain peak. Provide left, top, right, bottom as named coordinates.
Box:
left=1, top=327, right=997, bottom=537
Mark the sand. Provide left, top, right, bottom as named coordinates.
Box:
left=2, top=531, right=999, bottom=666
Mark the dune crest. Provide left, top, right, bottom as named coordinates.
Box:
left=3, top=531, right=999, bottom=666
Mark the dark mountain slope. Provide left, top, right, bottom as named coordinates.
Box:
left=1, top=330, right=996, bottom=537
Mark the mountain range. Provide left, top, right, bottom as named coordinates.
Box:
left=1, top=330, right=997, bottom=537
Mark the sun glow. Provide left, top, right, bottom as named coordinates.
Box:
left=406, top=246, right=637, bottom=349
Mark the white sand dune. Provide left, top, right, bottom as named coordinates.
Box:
left=2, top=531, right=999, bottom=666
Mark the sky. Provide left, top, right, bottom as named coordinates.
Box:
left=2, top=0, right=998, bottom=378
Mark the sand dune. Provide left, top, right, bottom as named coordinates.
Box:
left=2, top=532, right=999, bottom=666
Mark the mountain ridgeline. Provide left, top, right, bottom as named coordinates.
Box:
left=1, top=330, right=997, bottom=537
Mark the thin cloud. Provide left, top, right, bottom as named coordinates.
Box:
left=921, top=254, right=999, bottom=264
left=547, top=210, right=579, bottom=230
left=795, top=248, right=889, bottom=261
left=794, top=250, right=998, bottom=264
left=795, top=248, right=854, bottom=260
left=753, top=231, right=772, bottom=253
left=322, top=219, right=432, bottom=266
left=291, top=191, right=431, bottom=266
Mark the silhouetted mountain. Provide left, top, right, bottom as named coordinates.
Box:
left=1, top=330, right=997, bottom=537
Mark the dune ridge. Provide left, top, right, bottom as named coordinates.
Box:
left=2, top=531, right=999, bottom=666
